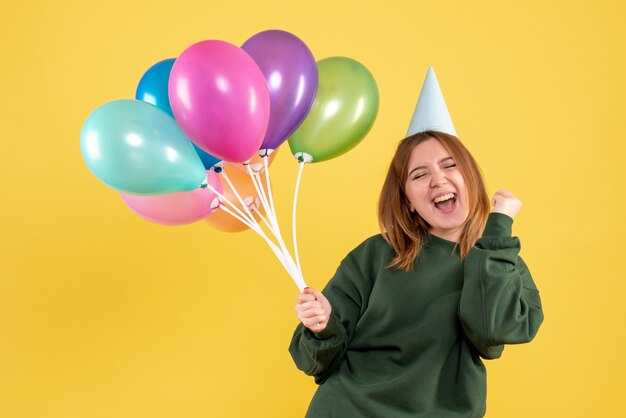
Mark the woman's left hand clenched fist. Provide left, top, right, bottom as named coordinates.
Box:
left=491, top=189, right=522, bottom=220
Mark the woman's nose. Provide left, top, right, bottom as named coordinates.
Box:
left=430, top=169, right=447, bottom=187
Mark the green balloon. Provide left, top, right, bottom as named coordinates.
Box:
left=288, top=57, right=379, bottom=163
left=80, top=99, right=206, bottom=195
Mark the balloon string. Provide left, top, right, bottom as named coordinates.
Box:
left=219, top=204, right=296, bottom=279
left=263, top=156, right=278, bottom=221
left=292, top=161, right=305, bottom=277
left=212, top=166, right=300, bottom=289
left=244, top=167, right=294, bottom=266
left=251, top=206, right=273, bottom=233
left=250, top=224, right=298, bottom=280
left=214, top=178, right=299, bottom=281
left=217, top=199, right=256, bottom=229
left=207, top=170, right=294, bottom=279
left=245, top=163, right=305, bottom=290
left=220, top=169, right=261, bottom=226
left=246, top=166, right=285, bottom=251
left=256, top=160, right=305, bottom=288
left=204, top=188, right=287, bottom=272
left=247, top=166, right=277, bottom=227
left=204, top=183, right=255, bottom=227
left=220, top=168, right=299, bottom=278
left=248, top=167, right=287, bottom=253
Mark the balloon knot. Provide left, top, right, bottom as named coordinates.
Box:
left=200, top=183, right=207, bottom=188
left=213, top=166, right=223, bottom=173
left=297, top=156, right=304, bottom=163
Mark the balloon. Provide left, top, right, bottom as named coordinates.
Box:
left=242, top=30, right=318, bottom=151
left=169, top=40, right=270, bottom=163
left=205, top=166, right=265, bottom=232
left=80, top=99, right=206, bottom=195
left=135, top=58, right=176, bottom=117
left=120, top=171, right=222, bottom=225
left=193, top=144, right=221, bottom=170
left=135, top=59, right=222, bottom=170
left=288, top=57, right=379, bottom=163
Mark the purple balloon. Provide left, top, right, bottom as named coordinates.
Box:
left=242, top=30, right=318, bottom=151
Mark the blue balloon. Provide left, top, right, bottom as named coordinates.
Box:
left=135, top=59, right=176, bottom=117
left=193, top=144, right=221, bottom=170
left=136, top=58, right=221, bottom=169
left=80, top=99, right=206, bottom=195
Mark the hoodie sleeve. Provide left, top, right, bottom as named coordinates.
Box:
left=289, top=245, right=374, bottom=384
left=459, top=213, right=544, bottom=359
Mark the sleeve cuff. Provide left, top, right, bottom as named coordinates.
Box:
left=482, top=212, right=513, bottom=238
left=312, top=311, right=342, bottom=340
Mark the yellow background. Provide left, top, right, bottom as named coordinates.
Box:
left=1, top=0, right=624, bottom=416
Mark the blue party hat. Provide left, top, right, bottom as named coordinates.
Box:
left=406, top=66, right=457, bottom=137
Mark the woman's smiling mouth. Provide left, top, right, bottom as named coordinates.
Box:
left=432, top=192, right=457, bottom=212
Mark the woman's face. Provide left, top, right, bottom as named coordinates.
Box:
left=404, top=138, right=469, bottom=242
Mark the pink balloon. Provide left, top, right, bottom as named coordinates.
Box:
left=169, top=40, right=270, bottom=163
left=120, top=171, right=222, bottom=226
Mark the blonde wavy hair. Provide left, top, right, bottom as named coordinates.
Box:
left=378, top=131, right=491, bottom=271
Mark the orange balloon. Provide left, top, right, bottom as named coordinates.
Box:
left=204, top=167, right=267, bottom=233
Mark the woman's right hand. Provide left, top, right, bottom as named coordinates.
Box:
left=295, top=287, right=332, bottom=333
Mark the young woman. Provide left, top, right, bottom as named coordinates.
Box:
left=289, top=130, right=544, bottom=418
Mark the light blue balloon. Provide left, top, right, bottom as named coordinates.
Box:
left=80, top=99, right=206, bottom=195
